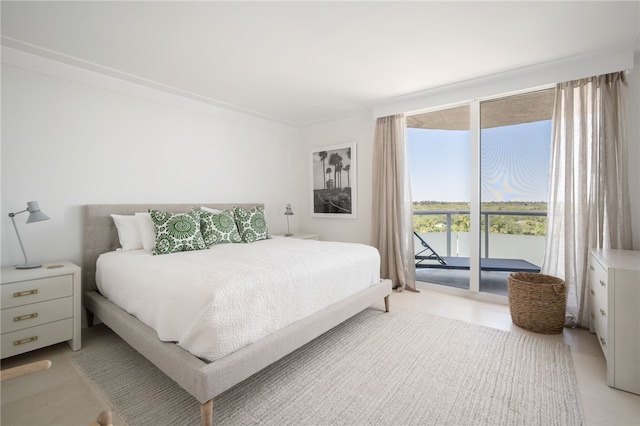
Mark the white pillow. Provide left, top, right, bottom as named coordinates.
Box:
left=111, top=214, right=143, bottom=251
left=201, top=206, right=222, bottom=214
left=135, top=212, right=156, bottom=252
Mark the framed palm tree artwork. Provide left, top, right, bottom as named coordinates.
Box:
left=311, top=142, right=356, bottom=218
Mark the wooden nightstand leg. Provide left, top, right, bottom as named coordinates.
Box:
left=384, top=295, right=390, bottom=312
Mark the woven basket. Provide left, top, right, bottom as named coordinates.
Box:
left=508, top=272, right=566, bottom=334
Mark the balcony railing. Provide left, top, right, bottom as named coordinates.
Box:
left=413, top=210, right=547, bottom=258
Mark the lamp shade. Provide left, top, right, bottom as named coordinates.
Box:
left=25, top=201, right=49, bottom=223
left=284, top=204, right=294, bottom=215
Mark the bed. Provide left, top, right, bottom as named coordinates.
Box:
left=82, top=203, right=392, bottom=426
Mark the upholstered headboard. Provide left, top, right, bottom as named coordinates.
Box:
left=82, top=203, right=262, bottom=295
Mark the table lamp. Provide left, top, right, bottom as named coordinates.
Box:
left=284, top=204, right=294, bottom=237
left=8, top=201, right=50, bottom=269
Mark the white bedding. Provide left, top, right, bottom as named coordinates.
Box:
left=96, top=237, right=380, bottom=361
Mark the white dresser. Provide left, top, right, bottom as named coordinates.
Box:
left=589, top=249, right=640, bottom=395
left=1, top=261, right=81, bottom=358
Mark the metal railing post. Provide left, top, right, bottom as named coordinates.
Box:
left=446, top=213, right=452, bottom=257
left=484, top=212, right=489, bottom=259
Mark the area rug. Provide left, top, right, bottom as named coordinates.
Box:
left=71, top=308, right=584, bottom=425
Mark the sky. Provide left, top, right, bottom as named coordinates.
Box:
left=407, top=120, right=552, bottom=203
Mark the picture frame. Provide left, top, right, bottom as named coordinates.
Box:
left=311, top=142, right=357, bottom=218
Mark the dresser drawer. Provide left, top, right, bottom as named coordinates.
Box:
left=1, top=275, right=72, bottom=309
left=1, top=297, right=73, bottom=334
left=1, top=318, right=73, bottom=358
left=590, top=255, right=610, bottom=358
left=592, top=308, right=608, bottom=358
left=590, top=260, right=608, bottom=301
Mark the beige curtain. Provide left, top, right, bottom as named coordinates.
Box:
left=542, top=71, right=632, bottom=328
left=371, top=114, right=417, bottom=292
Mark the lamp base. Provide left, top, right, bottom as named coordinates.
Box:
left=15, top=264, right=42, bottom=270
left=284, top=233, right=293, bottom=237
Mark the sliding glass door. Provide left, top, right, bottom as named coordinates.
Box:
left=408, top=105, right=471, bottom=290
left=478, top=90, right=552, bottom=295
left=409, top=88, right=553, bottom=297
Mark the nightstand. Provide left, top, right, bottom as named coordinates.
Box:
left=280, top=233, right=319, bottom=240
left=1, top=261, right=81, bottom=358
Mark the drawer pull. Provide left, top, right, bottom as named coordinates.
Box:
left=600, top=308, right=606, bottom=317
left=599, top=280, right=606, bottom=287
left=13, top=336, right=38, bottom=346
left=590, top=265, right=594, bottom=271
left=13, top=313, right=38, bottom=322
left=590, top=289, right=595, bottom=295
left=600, top=336, right=606, bottom=346
left=591, top=313, right=595, bottom=319
left=13, top=289, right=38, bottom=297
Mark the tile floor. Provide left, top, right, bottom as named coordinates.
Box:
left=1, top=283, right=639, bottom=425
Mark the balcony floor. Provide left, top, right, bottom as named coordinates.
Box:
left=415, top=268, right=511, bottom=296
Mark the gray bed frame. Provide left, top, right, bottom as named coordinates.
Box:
left=82, top=203, right=392, bottom=426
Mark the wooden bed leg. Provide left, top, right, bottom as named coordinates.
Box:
left=384, top=295, right=390, bottom=312
left=86, top=309, right=94, bottom=327
left=200, top=399, right=214, bottom=426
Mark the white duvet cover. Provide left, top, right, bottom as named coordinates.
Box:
left=96, top=237, right=380, bottom=361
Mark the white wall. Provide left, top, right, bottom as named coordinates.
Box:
left=299, top=112, right=374, bottom=244
left=1, top=48, right=301, bottom=268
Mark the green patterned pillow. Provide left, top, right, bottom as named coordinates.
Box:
left=196, top=209, right=242, bottom=246
left=148, top=209, right=207, bottom=255
left=233, top=205, right=271, bottom=243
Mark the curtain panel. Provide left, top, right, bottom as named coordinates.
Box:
left=542, top=71, right=632, bottom=328
left=371, top=114, right=417, bottom=292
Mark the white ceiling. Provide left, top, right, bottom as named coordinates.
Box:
left=2, top=1, right=639, bottom=127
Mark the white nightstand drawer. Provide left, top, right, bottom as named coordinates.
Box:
left=1, top=297, right=73, bottom=334
left=1, top=275, right=72, bottom=309
left=1, top=262, right=81, bottom=358
left=1, top=318, right=73, bottom=359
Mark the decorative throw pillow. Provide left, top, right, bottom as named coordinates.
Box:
left=148, top=209, right=206, bottom=255
left=197, top=209, right=242, bottom=246
left=233, top=205, right=271, bottom=243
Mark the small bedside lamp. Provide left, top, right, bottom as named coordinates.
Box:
left=8, top=201, right=50, bottom=269
left=284, top=204, right=294, bottom=237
